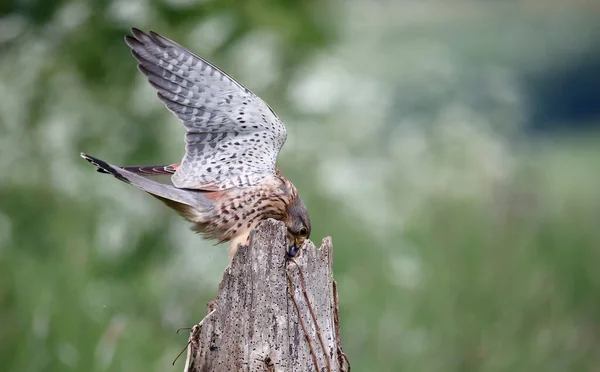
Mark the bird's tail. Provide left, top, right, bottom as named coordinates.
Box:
left=80, top=153, right=214, bottom=220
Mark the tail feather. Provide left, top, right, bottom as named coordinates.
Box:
left=122, top=164, right=178, bottom=176
left=80, top=153, right=213, bottom=213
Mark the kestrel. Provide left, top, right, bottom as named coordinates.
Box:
left=81, top=28, right=310, bottom=260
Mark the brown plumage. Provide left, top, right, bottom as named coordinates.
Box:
left=81, top=28, right=310, bottom=261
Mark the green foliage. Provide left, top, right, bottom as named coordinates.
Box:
left=1, top=1, right=600, bottom=371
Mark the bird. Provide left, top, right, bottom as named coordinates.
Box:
left=81, top=28, right=311, bottom=261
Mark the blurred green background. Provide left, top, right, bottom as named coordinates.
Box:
left=2, top=0, right=600, bottom=371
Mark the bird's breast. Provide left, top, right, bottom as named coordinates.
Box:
left=210, top=182, right=291, bottom=241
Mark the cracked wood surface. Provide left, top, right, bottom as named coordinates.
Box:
left=184, top=219, right=346, bottom=372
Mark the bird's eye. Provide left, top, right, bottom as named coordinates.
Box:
left=299, top=226, right=308, bottom=236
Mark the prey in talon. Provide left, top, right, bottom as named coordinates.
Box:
left=81, top=28, right=310, bottom=262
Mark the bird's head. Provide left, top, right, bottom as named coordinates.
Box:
left=285, top=197, right=311, bottom=258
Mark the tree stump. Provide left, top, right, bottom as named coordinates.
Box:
left=184, top=219, right=348, bottom=372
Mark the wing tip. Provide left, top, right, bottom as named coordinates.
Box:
left=124, top=34, right=141, bottom=48
left=126, top=28, right=168, bottom=48
left=136, top=63, right=151, bottom=77
left=148, top=30, right=171, bottom=46
left=130, top=27, right=146, bottom=41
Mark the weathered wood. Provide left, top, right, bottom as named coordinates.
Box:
left=184, top=219, right=347, bottom=372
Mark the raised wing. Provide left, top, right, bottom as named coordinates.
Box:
left=125, top=28, right=287, bottom=190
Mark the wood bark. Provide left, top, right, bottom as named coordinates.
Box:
left=184, top=219, right=347, bottom=372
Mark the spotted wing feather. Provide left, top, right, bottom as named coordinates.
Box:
left=125, top=28, right=287, bottom=190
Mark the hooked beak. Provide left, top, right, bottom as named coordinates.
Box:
left=287, top=238, right=300, bottom=258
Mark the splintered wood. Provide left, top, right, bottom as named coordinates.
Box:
left=184, top=219, right=348, bottom=372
